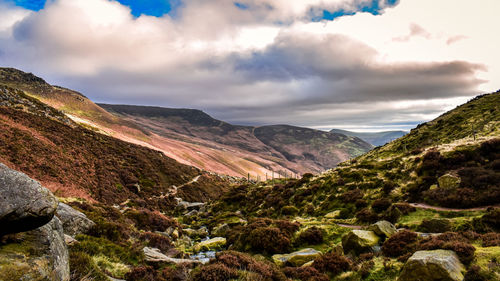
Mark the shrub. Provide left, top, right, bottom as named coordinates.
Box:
left=312, top=253, right=352, bottom=275
left=126, top=209, right=177, bottom=232
left=419, top=233, right=475, bottom=265
left=274, top=220, right=300, bottom=237
left=161, top=264, right=190, bottom=281
left=464, top=265, right=490, bottom=281
left=418, top=218, right=452, bottom=233
left=297, top=227, right=324, bottom=245
left=281, top=205, right=299, bottom=216
left=215, top=251, right=286, bottom=281
left=140, top=232, right=172, bottom=252
left=69, top=251, right=108, bottom=281
left=372, top=198, right=392, bottom=212
left=125, top=266, right=158, bottom=281
left=192, top=264, right=238, bottom=281
left=481, top=208, right=500, bottom=230
left=481, top=232, right=500, bottom=247
left=341, top=189, right=364, bottom=203
left=283, top=266, right=329, bottom=281
left=394, top=203, right=416, bottom=215
left=355, top=208, right=378, bottom=223
left=248, top=227, right=291, bottom=254
left=382, top=230, right=418, bottom=259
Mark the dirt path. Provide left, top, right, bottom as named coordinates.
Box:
left=408, top=203, right=497, bottom=212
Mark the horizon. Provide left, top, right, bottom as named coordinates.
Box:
left=1, top=0, right=498, bottom=131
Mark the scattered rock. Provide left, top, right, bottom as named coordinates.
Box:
left=398, top=250, right=465, bottom=281
left=368, top=220, right=397, bottom=238
left=64, top=234, right=78, bottom=246
left=437, top=174, right=461, bottom=189
left=342, top=230, right=380, bottom=255
left=212, top=223, right=230, bottom=237
left=0, top=163, right=58, bottom=235
left=143, top=247, right=201, bottom=265
left=193, top=237, right=227, bottom=252
left=183, top=227, right=209, bottom=238
left=325, top=210, right=341, bottom=219
left=272, top=248, right=322, bottom=267
left=0, top=217, right=70, bottom=281
left=56, top=203, right=95, bottom=237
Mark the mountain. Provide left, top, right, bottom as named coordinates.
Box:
left=0, top=68, right=372, bottom=178
left=99, top=104, right=372, bottom=176
left=330, top=128, right=407, bottom=146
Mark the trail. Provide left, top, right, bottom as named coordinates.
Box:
left=408, top=203, right=497, bottom=212
left=169, top=175, right=201, bottom=196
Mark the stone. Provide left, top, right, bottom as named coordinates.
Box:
left=193, top=237, right=227, bottom=252
left=0, top=217, right=70, bottom=281
left=368, top=220, right=397, bottom=238
left=272, top=248, right=322, bottom=267
left=398, top=250, right=465, bottom=281
left=183, top=227, right=209, bottom=239
left=212, top=223, right=230, bottom=237
left=56, top=203, right=95, bottom=237
left=325, top=210, right=341, bottom=219
left=143, top=247, right=201, bottom=265
left=0, top=163, right=58, bottom=235
left=64, top=234, right=78, bottom=246
left=437, top=174, right=461, bottom=189
left=342, top=230, right=380, bottom=255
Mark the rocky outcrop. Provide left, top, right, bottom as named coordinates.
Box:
left=0, top=217, right=70, bottom=281
left=398, top=250, right=465, bottom=281
left=272, top=248, right=322, bottom=267
left=56, top=202, right=95, bottom=237
left=0, top=163, right=58, bottom=235
left=342, top=230, right=380, bottom=255
left=368, top=220, right=397, bottom=238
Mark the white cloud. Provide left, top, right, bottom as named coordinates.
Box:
left=0, top=0, right=497, bottom=130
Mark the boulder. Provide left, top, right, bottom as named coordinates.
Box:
left=0, top=217, right=70, bottom=281
left=437, top=174, right=461, bottom=189
left=212, top=223, right=230, bottom=237
left=398, top=250, right=465, bottom=281
left=272, top=248, right=322, bottom=267
left=0, top=163, right=58, bottom=235
left=342, top=230, right=380, bottom=255
left=193, top=237, right=226, bottom=252
left=325, top=210, right=341, bottom=219
left=368, top=220, right=397, bottom=238
left=56, top=203, right=95, bottom=237
left=143, top=247, right=201, bottom=265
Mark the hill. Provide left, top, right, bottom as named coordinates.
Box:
left=330, top=128, right=407, bottom=146
left=0, top=68, right=372, bottom=177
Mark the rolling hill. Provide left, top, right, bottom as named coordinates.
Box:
left=330, top=128, right=407, bottom=146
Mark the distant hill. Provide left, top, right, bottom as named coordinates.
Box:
left=0, top=67, right=372, bottom=178
left=100, top=104, right=372, bottom=175
left=330, top=128, right=407, bottom=146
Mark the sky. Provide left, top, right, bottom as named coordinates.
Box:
left=0, top=0, right=498, bottom=132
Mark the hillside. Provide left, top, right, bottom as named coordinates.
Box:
left=0, top=68, right=372, bottom=178
left=0, top=84, right=231, bottom=208
left=99, top=103, right=372, bottom=175
left=330, top=128, right=407, bottom=146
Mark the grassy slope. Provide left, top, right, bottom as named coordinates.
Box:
left=330, top=128, right=407, bottom=146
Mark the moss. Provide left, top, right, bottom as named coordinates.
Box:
left=93, top=255, right=130, bottom=279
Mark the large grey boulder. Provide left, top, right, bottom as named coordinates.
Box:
left=342, top=230, right=380, bottom=255
left=0, top=163, right=58, bottom=235
left=398, top=250, right=465, bottom=281
left=56, top=202, right=95, bottom=237
left=0, top=217, right=70, bottom=281
left=368, top=220, right=397, bottom=238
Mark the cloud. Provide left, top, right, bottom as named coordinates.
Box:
left=0, top=0, right=498, bottom=131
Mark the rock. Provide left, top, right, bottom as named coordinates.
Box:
left=143, top=247, right=201, bottom=265
left=56, top=203, right=95, bottom=237
left=398, top=250, right=465, bottom=281
left=368, top=220, right=397, bottom=238
left=64, top=234, right=78, bottom=246
left=225, top=216, right=247, bottom=226
left=0, top=217, right=70, bottom=281
left=325, top=210, right=341, bottom=219
left=0, top=163, right=58, bottom=235
left=183, top=227, right=209, bottom=239
left=417, top=218, right=452, bottom=233
left=212, top=223, right=230, bottom=237
left=193, top=237, right=227, bottom=252
left=437, top=174, right=461, bottom=189
left=342, top=230, right=380, bottom=255
left=272, top=248, right=321, bottom=267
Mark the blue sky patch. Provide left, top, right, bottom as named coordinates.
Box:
left=316, top=0, right=399, bottom=21
left=234, top=2, right=249, bottom=10
left=6, top=0, right=180, bottom=17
